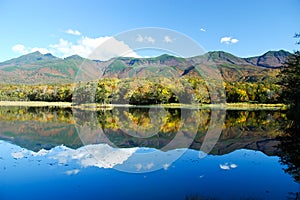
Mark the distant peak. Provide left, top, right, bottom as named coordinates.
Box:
left=263, top=49, right=291, bottom=56
left=26, top=51, right=57, bottom=58
left=44, top=53, right=55, bottom=57
left=27, top=51, right=43, bottom=56
left=64, top=55, right=84, bottom=60
left=22, top=51, right=57, bottom=58
left=156, top=54, right=176, bottom=58
left=207, top=51, right=235, bottom=56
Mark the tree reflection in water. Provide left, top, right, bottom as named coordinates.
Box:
left=277, top=106, right=300, bottom=184
left=0, top=106, right=299, bottom=181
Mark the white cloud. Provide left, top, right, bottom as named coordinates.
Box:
left=230, top=38, right=239, bottom=44
left=65, top=29, right=81, bottom=36
left=12, top=148, right=49, bottom=159
left=145, top=36, right=155, bottom=43
left=31, top=149, right=49, bottom=156
left=65, top=169, right=80, bottom=175
left=48, top=36, right=139, bottom=60
left=135, top=162, right=154, bottom=171
left=219, top=163, right=238, bottom=170
left=230, top=163, right=238, bottom=168
left=163, top=163, right=170, bottom=170
left=220, top=36, right=239, bottom=44
left=135, top=163, right=142, bottom=171
left=12, top=44, right=51, bottom=55
left=51, top=144, right=137, bottom=169
left=31, top=47, right=51, bottom=54
left=146, top=162, right=154, bottom=170
left=200, top=28, right=206, bottom=32
left=50, top=38, right=80, bottom=57
left=12, top=44, right=28, bottom=54
left=11, top=149, right=27, bottom=159
left=49, top=36, right=140, bottom=60
left=12, top=35, right=140, bottom=60
left=136, top=34, right=144, bottom=42
left=220, top=36, right=231, bottom=44
left=219, top=164, right=230, bottom=170
left=88, top=36, right=140, bottom=60
left=135, top=34, right=155, bottom=43
left=163, top=35, right=173, bottom=43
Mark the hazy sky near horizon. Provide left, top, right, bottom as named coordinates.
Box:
left=0, top=0, right=299, bottom=61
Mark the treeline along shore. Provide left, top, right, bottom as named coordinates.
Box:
left=0, top=77, right=286, bottom=107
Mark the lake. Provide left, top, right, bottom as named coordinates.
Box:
left=0, top=106, right=299, bottom=199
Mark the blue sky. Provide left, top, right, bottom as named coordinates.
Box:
left=0, top=0, right=299, bottom=61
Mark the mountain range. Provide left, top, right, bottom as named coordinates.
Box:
left=0, top=50, right=291, bottom=84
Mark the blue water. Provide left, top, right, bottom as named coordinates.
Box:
left=0, top=140, right=298, bottom=200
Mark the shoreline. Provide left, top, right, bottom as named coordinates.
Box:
left=0, top=101, right=73, bottom=108
left=0, top=101, right=288, bottom=110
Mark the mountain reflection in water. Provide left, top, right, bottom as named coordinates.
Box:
left=0, top=106, right=299, bottom=199
left=0, top=106, right=287, bottom=154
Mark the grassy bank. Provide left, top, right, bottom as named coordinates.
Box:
left=158, top=103, right=287, bottom=110
left=0, top=101, right=73, bottom=107
left=0, top=101, right=114, bottom=110
left=0, top=101, right=288, bottom=110
left=225, top=103, right=288, bottom=110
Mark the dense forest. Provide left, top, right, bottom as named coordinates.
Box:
left=0, top=77, right=283, bottom=105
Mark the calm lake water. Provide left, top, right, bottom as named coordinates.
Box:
left=0, top=106, right=299, bottom=200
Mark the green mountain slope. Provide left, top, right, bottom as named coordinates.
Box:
left=0, top=51, right=60, bottom=67
left=0, top=50, right=292, bottom=84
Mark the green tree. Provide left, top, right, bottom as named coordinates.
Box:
left=278, top=33, right=300, bottom=107
left=276, top=33, right=300, bottom=184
